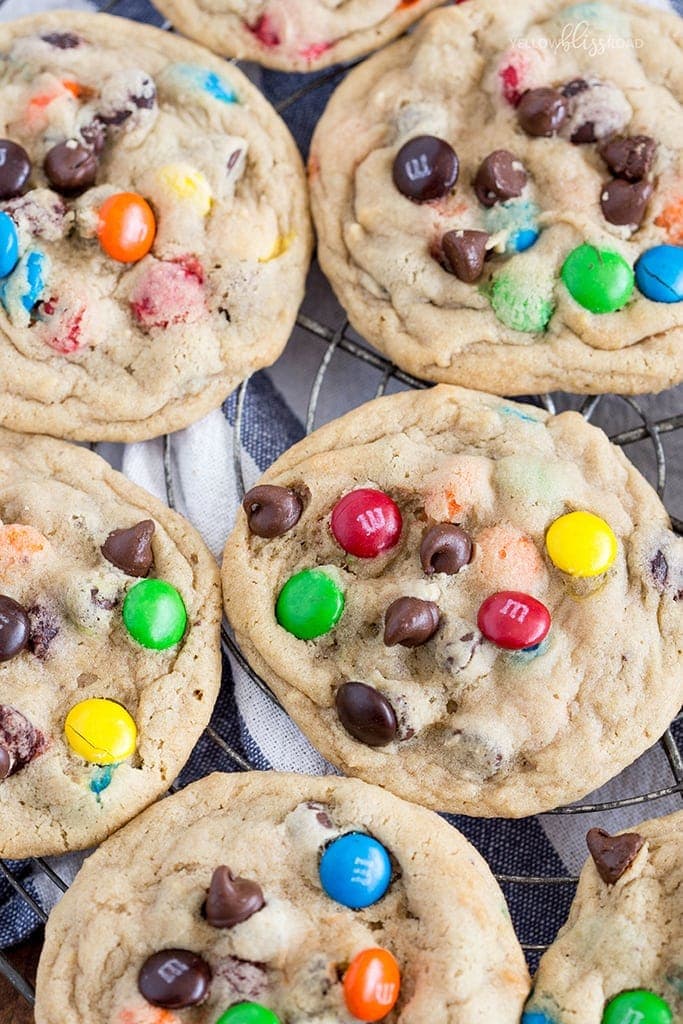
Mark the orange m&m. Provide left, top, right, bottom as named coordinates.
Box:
left=97, top=192, right=156, bottom=263
left=343, top=947, right=400, bottom=1022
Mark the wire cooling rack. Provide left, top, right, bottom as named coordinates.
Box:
left=0, top=0, right=682, bottom=1010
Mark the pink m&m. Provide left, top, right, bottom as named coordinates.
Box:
left=477, top=591, right=550, bottom=650
left=331, top=489, right=402, bottom=558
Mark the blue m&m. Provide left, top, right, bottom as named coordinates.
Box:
left=171, top=63, right=237, bottom=103
left=319, top=832, right=391, bottom=909
left=0, top=212, right=18, bottom=278
left=635, top=246, right=683, bottom=303
left=522, top=1012, right=556, bottom=1024
left=0, top=249, right=48, bottom=322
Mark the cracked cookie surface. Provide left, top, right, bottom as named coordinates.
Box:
left=310, top=0, right=683, bottom=395
left=0, top=12, right=311, bottom=441
left=0, top=427, right=221, bottom=857
left=223, top=385, right=683, bottom=816
left=35, top=770, right=530, bottom=1024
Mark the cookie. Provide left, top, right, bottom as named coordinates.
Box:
left=222, top=385, right=683, bottom=817
left=309, top=0, right=683, bottom=395
left=149, top=0, right=447, bottom=73
left=523, top=810, right=683, bottom=1023
left=0, top=428, right=221, bottom=857
left=0, top=12, right=311, bottom=441
left=35, top=770, right=531, bottom=1023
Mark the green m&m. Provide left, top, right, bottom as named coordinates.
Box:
left=561, top=243, right=634, bottom=314
left=215, top=1002, right=281, bottom=1024
left=603, top=989, right=672, bottom=1024
left=122, top=578, right=187, bottom=649
left=275, top=568, right=344, bottom=639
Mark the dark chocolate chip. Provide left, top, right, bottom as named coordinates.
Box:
left=90, top=587, right=118, bottom=611
left=243, top=485, right=303, bottom=539
left=392, top=135, right=459, bottom=202
left=442, top=230, right=489, bottom=283
left=0, top=595, right=29, bottom=662
left=138, top=949, right=211, bottom=1009
left=571, top=121, right=597, bottom=145
left=600, top=135, right=656, bottom=182
left=0, top=140, right=31, bottom=200
left=335, top=681, right=398, bottom=747
left=80, top=120, right=106, bottom=154
left=562, top=78, right=590, bottom=98
left=517, top=88, right=568, bottom=137
left=44, top=141, right=98, bottom=195
left=101, top=520, right=155, bottom=577
left=473, top=149, right=527, bottom=207
left=41, top=31, right=82, bottom=48
left=0, top=745, right=10, bottom=781
left=586, top=827, right=644, bottom=885
left=420, top=524, right=473, bottom=575
left=26, top=604, right=60, bottom=660
left=204, top=866, right=265, bottom=929
left=0, top=705, right=46, bottom=776
left=384, top=597, right=440, bottom=648
left=600, top=178, right=653, bottom=227
left=651, top=549, right=669, bottom=589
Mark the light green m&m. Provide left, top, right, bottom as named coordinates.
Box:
left=215, top=1002, right=281, bottom=1024
left=490, top=273, right=554, bottom=333
left=276, top=568, right=344, bottom=639
left=561, top=243, right=634, bottom=313
left=603, top=989, right=672, bottom=1024
left=122, top=578, right=187, bottom=649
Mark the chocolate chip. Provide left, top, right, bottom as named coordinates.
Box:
left=243, top=485, right=303, bottom=539
left=214, top=956, right=268, bottom=1001
left=473, top=150, right=527, bottom=207
left=0, top=140, right=31, bottom=200
left=138, top=949, right=211, bottom=1009
left=79, top=120, right=106, bottom=155
left=392, top=135, right=459, bottom=202
left=600, top=135, right=656, bottom=182
left=335, top=681, right=398, bottom=747
left=651, top=550, right=668, bottom=589
left=600, top=178, right=652, bottom=227
left=41, top=31, right=82, bottom=48
left=0, top=595, right=29, bottom=662
left=517, top=88, right=567, bottom=137
left=384, top=597, right=440, bottom=648
left=102, top=520, right=155, bottom=577
left=0, top=705, right=46, bottom=777
left=305, top=801, right=334, bottom=828
left=562, top=78, right=590, bottom=98
left=571, top=122, right=597, bottom=145
left=44, top=141, right=98, bottom=195
left=442, top=230, right=489, bottom=283
left=420, top=524, right=473, bottom=575
left=26, top=603, right=60, bottom=660
left=0, top=746, right=10, bottom=781
left=204, top=866, right=265, bottom=928
left=586, top=827, right=644, bottom=885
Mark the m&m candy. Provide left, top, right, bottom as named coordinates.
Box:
left=344, top=948, right=401, bottom=1022
left=546, top=511, right=617, bottom=577
left=331, top=489, right=402, bottom=558
left=635, top=245, right=683, bottom=303
left=319, top=832, right=391, bottom=909
left=477, top=591, right=551, bottom=650
left=0, top=212, right=19, bottom=278
left=561, top=244, right=634, bottom=313
left=156, top=164, right=212, bottom=217
left=215, top=1004, right=280, bottom=1024
left=64, top=698, right=137, bottom=764
left=275, top=569, right=344, bottom=639
left=97, top=192, right=156, bottom=262
left=123, top=579, right=187, bottom=649
left=602, top=989, right=672, bottom=1024
left=522, top=1012, right=556, bottom=1024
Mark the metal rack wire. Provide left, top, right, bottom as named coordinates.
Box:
left=0, top=0, right=681, bottom=1008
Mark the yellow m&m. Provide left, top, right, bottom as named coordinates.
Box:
left=64, top=698, right=137, bottom=764
left=156, top=164, right=212, bottom=216
left=546, top=511, right=617, bottom=578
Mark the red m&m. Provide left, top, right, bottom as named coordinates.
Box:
left=343, top=947, right=400, bottom=1022
left=331, top=489, right=402, bottom=558
left=477, top=591, right=551, bottom=650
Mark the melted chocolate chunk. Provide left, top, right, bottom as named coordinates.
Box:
left=0, top=705, right=46, bottom=777
left=600, top=178, right=652, bottom=227
left=213, top=956, right=268, bottom=1002
left=473, top=150, right=527, bottom=207
left=561, top=78, right=590, bottom=98
left=0, top=140, right=31, bottom=200
left=305, top=801, right=334, bottom=829
left=0, top=595, right=30, bottom=662
left=651, top=549, right=669, bottom=589
left=384, top=597, right=440, bottom=647
left=101, top=520, right=155, bottom=577
left=242, top=485, right=303, bottom=538
left=600, top=135, right=656, bottom=182
left=586, top=827, right=644, bottom=885
left=41, top=31, right=82, bottom=48
left=204, top=866, right=265, bottom=929
left=442, top=230, right=489, bottom=283
left=517, top=88, right=567, bottom=137
left=44, top=140, right=98, bottom=195
left=335, top=681, right=398, bottom=747
left=26, top=603, right=60, bottom=660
